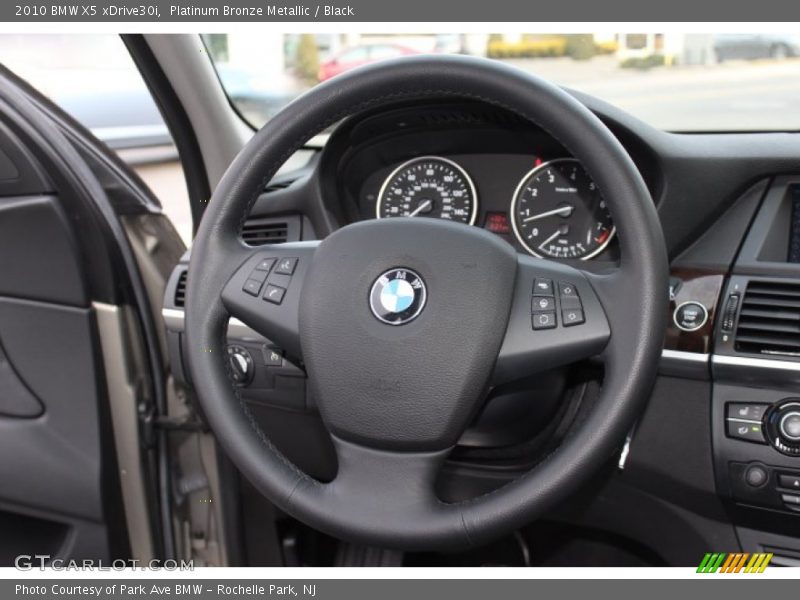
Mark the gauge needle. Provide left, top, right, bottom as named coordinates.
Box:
left=407, top=199, right=432, bottom=217
left=538, top=229, right=562, bottom=250
left=523, top=205, right=574, bottom=223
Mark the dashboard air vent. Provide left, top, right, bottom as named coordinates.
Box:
left=264, top=178, right=296, bottom=194
left=242, top=219, right=289, bottom=246
left=735, top=280, right=800, bottom=356
left=174, top=270, right=187, bottom=308
left=763, top=546, right=800, bottom=567
left=416, top=108, right=528, bottom=129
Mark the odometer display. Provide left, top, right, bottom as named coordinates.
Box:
left=376, top=156, right=478, bottom=224
left=510, top=158, right=615, bottom=260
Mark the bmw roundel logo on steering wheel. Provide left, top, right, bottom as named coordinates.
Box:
left=369, top=268, right=427, bottom=325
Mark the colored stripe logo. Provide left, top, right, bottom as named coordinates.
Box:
left=697, top=552, right=772, bottom=573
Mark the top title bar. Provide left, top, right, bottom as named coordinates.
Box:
left=4, top=0, right=800, bottom=22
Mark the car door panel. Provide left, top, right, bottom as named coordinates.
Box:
left=0, top=339, right=43, bottom=418
left=0, top=118, right=119, bottom=563
left=0, top=298, right=104, bottom=522
left=0, top=67, right=182, bottom=564
left=0, top=194, right=88, bottom=305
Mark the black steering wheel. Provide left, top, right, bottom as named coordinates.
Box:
left=185, top=55, right=668, bottom=551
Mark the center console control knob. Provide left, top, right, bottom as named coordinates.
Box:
left=765, top=400, right=800, bottom=456
left=780, top=411, right=800, bottom=441
left=227, top=345, right=254, bottom=386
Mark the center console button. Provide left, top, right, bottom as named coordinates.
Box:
left=726, top=403, right=768, bottom=421
left=263, top=284, right=286, bottom=304
left=745, top=465, right=768, bottom=488
left=262, top=345, right=284, bottom=367
left=255, top=258, right=276, bottom=272
left=242, top=278, right=263, bottom=297
left=532, top=296, right=555, bottom=312
left=533, top=279, right=554, bottom=296
left=673, top=301, right=708, bottom=332
left=532, top=312, right=557, bottom=330
left=275, top=257, right=298, bottom=275
left=726, top=420, right=767, bottom=444
left=562, top=308, right=585, bottom=326
left=778, top=474, right=800, bottom=490
left=558, top=282, right=578, bottom=298
left=781, top=493, right=800, bottom=506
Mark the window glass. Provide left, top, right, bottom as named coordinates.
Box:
left=340, top=47, right=368, bottom=62
left=0, top=34, right=192, bottom=245
left=369, top=45, right=406, bottom=60
left=205, top=32, right=800, bottom=132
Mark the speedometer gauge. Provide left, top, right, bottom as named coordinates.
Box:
left=510, top=158, right=615, bottom=260
left=376, top=156, right=478, bottom=225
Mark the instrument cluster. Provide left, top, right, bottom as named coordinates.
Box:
left=365, top=153, right=616, bottom=261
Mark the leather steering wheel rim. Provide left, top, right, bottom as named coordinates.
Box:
left=185, top=55, right=668, bottom=551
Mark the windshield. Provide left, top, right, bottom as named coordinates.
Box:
left=203, top=32, right=800, bottom=133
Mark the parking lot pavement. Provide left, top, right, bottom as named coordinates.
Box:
left=502, top=55, right=800, bottom=131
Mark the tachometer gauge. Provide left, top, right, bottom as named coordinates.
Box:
left=510, top=158, right=615, bottom=260
left=376, top=156, right=478, bottom=225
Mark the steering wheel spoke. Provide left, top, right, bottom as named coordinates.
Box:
left=493, top=255, right=611, bottom=385
left=220, top=242, right=318, bottom=361
left=289, top=436, right=466, bottom=548
left=329, top=436, right=446, bottom=510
